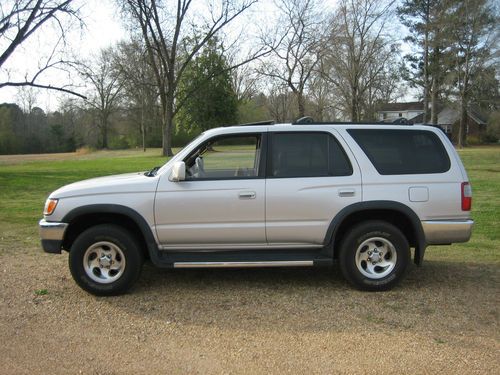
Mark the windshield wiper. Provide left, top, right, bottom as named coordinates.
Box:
left=145, top=166, right=160, bottom=177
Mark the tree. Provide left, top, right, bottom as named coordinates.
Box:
left=0, top=0, right=84, bottom=98
left=177, top=39, right=238, bottom=132
left=398, top=0, right=442, bottom=123
left=266, top=83, right=297, bottom=122
left=0, top=104, right=22, bottom=154
left=259, top=0, right=324, bottom=118
left=447, top=0, right=498, bottom=147
left=323, top=0, right=397, bottom=121
left=113, top=39, right=160, bottom=151
left=123, top=0, right=261, bottom=156
left=78, top=48, right=124, bottom=149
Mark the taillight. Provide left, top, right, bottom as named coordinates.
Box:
left=461, top=182, right=472, bottom=211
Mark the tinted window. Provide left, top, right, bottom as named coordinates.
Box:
left=269, top=132, right=352, bottom=178
left=185, top=134, right=261, bottom=179
left=348, top=129, right=450, bottom=175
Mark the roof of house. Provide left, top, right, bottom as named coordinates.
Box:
left=378, top=102, right=424, bottom=112
left=410, top=106, right=487, bottom=125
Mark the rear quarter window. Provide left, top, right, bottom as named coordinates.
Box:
left=347, top=129, right=450, bottom=175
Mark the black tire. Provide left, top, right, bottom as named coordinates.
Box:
left=338, top=220, right=410, bottom=291
left=69, top=224, right=144, bottom=296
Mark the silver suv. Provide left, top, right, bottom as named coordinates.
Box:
left=39, top=122, right=474, bottom=295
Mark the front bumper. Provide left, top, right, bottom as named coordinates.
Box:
left=39, top=219, right=68, bottom=253
left=422, top=219, right=474, bottom=245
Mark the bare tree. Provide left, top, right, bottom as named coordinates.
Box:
left=16, top=86, right=39, bottom=113
left=266, top=83, right=297, bottom=123
left=322, top=0, right=396, bottom=121
left=123, top=0, right=262, bottom=156
left=78, top=48, right=124, bottom=149
left=258, top=0, right=324, bottom=118
left=231, top=63, right=259, bottom=103
left=448, top=0, right=497, bottom=147
left=307, top=71, right=340, bottom=121
left=113, top=39, right=159, bottom=151
left=0, top=0, right=84, bottom=98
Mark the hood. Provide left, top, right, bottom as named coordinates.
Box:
left=50, top=172, right=158, bottom=199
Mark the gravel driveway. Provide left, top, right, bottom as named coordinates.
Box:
left=1, top=243, right=498, bottom=374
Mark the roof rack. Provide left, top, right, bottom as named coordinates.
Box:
left=292, top=117, right=414, bottom=126
left=228, top=120, right=275, bottom=127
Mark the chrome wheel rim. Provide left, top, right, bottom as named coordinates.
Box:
left=83, top=241, right=126, bottom=284
left=355, top=237, right=397, bottom=280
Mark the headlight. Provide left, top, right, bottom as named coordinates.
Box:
left=43, top=198, right=59, bottom=216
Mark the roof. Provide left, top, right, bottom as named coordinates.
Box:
left=378, top=102, right=424, bottom=112
left=408, top=107, right=486, bottom=125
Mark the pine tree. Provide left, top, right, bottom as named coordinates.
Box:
left=177, top=39, right=238, bottom=133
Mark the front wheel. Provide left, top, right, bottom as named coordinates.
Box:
left=69, top=224, right=144, bottom=296
left=339, top=221, right=410, bottom=291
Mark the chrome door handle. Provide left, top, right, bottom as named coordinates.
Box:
left=338, top=189, right=355, bottom=197
left=239, top=191, right=256, bottom=199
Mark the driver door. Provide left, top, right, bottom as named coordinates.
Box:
left=154, top=132, right=266, bottom=249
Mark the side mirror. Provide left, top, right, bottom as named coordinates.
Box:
left=170, top=161, right=186, bottom=182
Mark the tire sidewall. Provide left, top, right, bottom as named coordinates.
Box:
left=339, top=221, right=410, bottom=291
left=69, top=225, right=143, bottom=296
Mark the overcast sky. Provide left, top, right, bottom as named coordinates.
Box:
left=1, top=0, right=405, bottom=111
left=0, top=0, right=127, bottom=109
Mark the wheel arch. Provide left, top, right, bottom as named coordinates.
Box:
left=324, top=201, right=427, bottom=265
left=61, top=204, right=159, bottom=261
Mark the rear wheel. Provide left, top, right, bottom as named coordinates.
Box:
left=69, top=224, right=143, bottom=296
left=339, top=220, right=410, bottom=291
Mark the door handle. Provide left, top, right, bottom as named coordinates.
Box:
left=239, top=191, right=256, bottom=199
left=338, top=189, right=355, bottom=197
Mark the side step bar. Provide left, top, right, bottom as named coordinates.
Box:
left=173, top=260, right=314, bottom=268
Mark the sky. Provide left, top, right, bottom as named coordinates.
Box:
left=0, top=0, right=408, bottom=112
left=0, top=0, right=127, bottom=110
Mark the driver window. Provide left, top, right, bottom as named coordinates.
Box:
left=186, top=134, right=261, bottom=180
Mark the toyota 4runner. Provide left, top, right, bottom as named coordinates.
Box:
left=39, top=121, right=474, bottom=295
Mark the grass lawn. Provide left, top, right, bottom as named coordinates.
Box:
left=0, top=146, right=498, bottom=264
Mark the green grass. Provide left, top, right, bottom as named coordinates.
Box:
left=426, top=146, right=500, bottom=263
left=0, top=150, right=168, bottom=232
left=0, top=146, right=498, bottom=263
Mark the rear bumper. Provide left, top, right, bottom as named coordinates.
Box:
left=39, top=219, right=68, bottom=254
left=422, top=219, right=474, bottom=245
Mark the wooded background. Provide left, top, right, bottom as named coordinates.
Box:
left=0, top=0, right=499, bottom=155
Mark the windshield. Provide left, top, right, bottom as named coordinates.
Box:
left=154, top=132, right=207, bottom=176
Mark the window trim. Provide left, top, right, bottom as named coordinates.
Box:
left=266, top=131, right=353, bottom=179
left=182, top=132, right=267, bottom=181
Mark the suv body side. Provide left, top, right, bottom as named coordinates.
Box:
left=39, top=122, right=474, bottom=294
left=335, top=126, right=472, bottom=245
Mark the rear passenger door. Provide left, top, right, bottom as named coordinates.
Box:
left=265, top=130, right=361, bottom=246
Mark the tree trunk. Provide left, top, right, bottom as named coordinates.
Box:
left=141, top=98, right=146, bottom=152
left=101, top=116, right=108, bottom=149
left=351, top=86, right=359, bottom=122
left=162, top=96, right=174, bottom=157
left=423, top=28, right=429, bottom=123
left=457, top=99, right=467, bottom=148
left=430, top=77, right=438, bottom=125
left=297, top=91, right=305, bottom=118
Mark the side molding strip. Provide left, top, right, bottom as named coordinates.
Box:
left=173, top=260, right=313, bottom=268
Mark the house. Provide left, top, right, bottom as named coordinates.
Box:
left=377, top=102, right=424, bottom=122
left=377, top=102, right=488, bottom=143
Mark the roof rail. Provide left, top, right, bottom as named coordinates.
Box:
left=292, top=116, right=414, bottom=126
left=228, top=120, right=275, bottom=127
left=295, top=116, right=314, bottom=124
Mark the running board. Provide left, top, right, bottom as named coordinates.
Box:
left=173, top=260, right=314, bottom=268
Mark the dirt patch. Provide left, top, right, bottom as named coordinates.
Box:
left=1, top=245, right=498, bottom=374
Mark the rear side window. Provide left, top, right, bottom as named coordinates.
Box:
left=347, top=129, right=450, bottom=175
left=269, top=132, right=352, bottom=178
